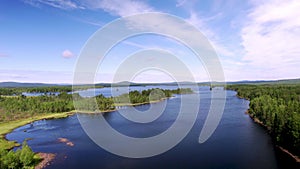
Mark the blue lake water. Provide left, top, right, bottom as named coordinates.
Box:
left=73, top=85, right=196, bottom=97
left=6, top=86, right=298, bottom=169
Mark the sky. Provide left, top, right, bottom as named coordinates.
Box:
left=0, top=0, right=299, bottom=83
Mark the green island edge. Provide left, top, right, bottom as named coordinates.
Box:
left=0, top=96, right=171, bottom=157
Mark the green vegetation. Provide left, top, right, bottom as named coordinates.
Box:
left=0, top=141, right=40, bottom=169
left=0, top=86, right=193, bottom=168
left=227, top=84, right=300, bottom=157
left=0, top=92, right=75, bottom=122
left=74, top=88, right=193, bottom=111
left=0, top=86, right=192, bottom=143
left=0, top=87, right=193, bottom=121
left=0, top=112, right=72, bottom=169
left=0, top=112, right=72, bottom=150
left=0, top=87, right=192, bottom=147
left=114, top=88, right=193, bottom=105
left=0, top=86, right=71, bottom=96
left=0, top=86, right=193, bottom=125
left=0, top=85, right=104, bottom=96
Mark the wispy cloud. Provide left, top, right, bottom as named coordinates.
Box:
left=175, top=0, right=198, bottom=11
left=23, top=0, right=156, bottom=28
left=23, top=0, right=84, bottom=10
left=186, top=11, right=234, bottom=57
left=84, top=0, right=155, bottom=17
left=122, top=41, right=149, bottom=49
left=176, top=0, right=187, bottom=7
left=62, top=49, right=74, bottom=58
left=24, top=0, right=155, bottom=17
left=240, top=0, right=300, bottom=78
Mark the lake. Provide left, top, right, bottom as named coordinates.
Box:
left=6, top=86, right=297, bottom=169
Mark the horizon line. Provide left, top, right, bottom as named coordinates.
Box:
left=0, top=77, right=299, bottom=85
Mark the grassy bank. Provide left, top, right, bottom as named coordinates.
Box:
left=0, top=95, right=176, bottom=149
left=0, top=96, right=173, bottom=149
left=0, top=112, right=74, bottom=150
left=0, top=86, right=193, bottom=168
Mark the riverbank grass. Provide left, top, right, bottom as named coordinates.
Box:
left=0, top=98, right=170, bottom=149
left=0, top=112, right=73, bottom=150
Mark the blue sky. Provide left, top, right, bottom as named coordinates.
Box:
left=0, top=0, right=299, bottom=83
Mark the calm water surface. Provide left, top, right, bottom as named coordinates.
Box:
left=7, top=86, right=296, bottom=169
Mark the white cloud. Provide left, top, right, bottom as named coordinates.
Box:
left=186, top=11, right=215, bottom=38
left=62, top=49, right=74, bottom=58
left=86, top=0, right=155, bottom=17
left=240, top=0, right=300, bottom=78
left=23, top=0, right=84, bottom=10
left=122, top=40, right=149, bottom=49
left=24, top=0, right=155, bottom=17
left=186, top=11, right=234, bottom=57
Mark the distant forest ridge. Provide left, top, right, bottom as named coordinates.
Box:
left=0, top=78, right=300, bottom=88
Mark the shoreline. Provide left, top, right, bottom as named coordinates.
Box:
left=0, top=96, right=171, bottom=139
left=0, top=112, right=75, bottom=169
left=35, top=153, right=56, bottom=169
left=0, top=96, right=173, bottom=168
left=244, top=108, right=300, bottom=163
left=0, top=112, right=75, bottom=149
left=76, top=97, right=171, bottom=114
left=230, top=86, right=300, bottom=164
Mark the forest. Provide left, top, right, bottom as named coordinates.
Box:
left=0, top=141, right=38, bottom=169
left=0, top=87, right=193, bottom=122
left=0, top=86, right=192, bottom=168
left=227, top=84, right=300, bottom=157
left=0, top=85, right=106, bottom=96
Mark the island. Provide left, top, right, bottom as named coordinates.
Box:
left=0, top=86, right=193, bottom=168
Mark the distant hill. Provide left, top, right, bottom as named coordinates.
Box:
left=0, top=78, right=299, bottom=88
left=226, top=78, right=300, bottom=85
left=0, top=82, right=59, bottom=88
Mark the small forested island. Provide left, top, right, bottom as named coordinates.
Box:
left=1, top=83, right=299, bottom=168
left=0, top=86, right=193, bottom=168
left=227, top=84, right=300, bottom=161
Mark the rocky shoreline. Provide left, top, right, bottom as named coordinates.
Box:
left=35, top=153, right=56, bottom=169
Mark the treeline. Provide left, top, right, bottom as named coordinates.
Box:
left=0, top=85, right=104, bottom=96
left=74, top=88, right=193, bottom=111
left=24, top=85, right=104, bottom=93
left=114, top=88, right=175, bottom=105
left=0, top=88, right=193, bottom=122
left=0, top=92, right=74, bottom=122
left=0, top=86, right=72, bottom=95
left=73, top=94, right=115, bottom=112
left=0, top=141, right=38, bottom=169
left=0, top=88, right=20, bottom=96
left=227, top=84, right=300, bottom=157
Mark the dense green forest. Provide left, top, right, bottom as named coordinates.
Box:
left=0, top=141, right=38, bottom=169
left=0, top=85, right=107, bottom=96
left=227, top=84, right=300, bottom=157
left=0, top=92, right=75, bottom=122
left=0, top=87, right=193, bottom=122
